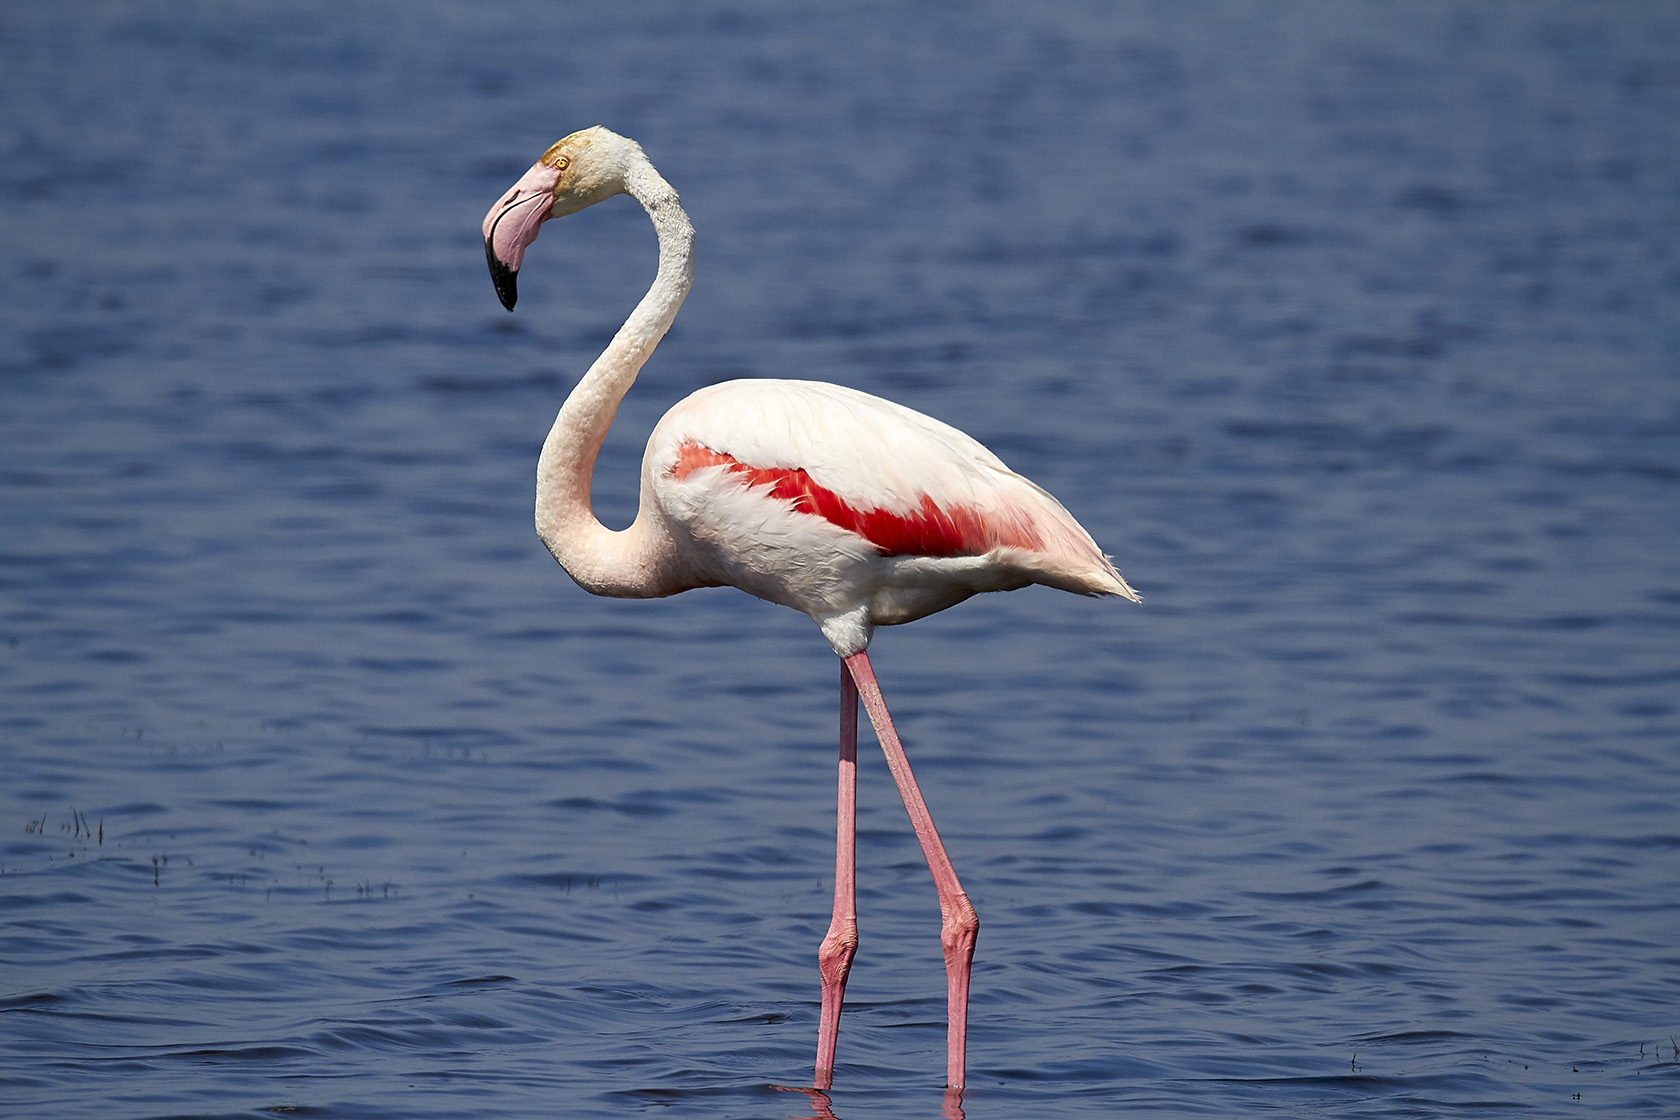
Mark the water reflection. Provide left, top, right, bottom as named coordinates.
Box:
left=773, top=1084, right=965, bottom=1120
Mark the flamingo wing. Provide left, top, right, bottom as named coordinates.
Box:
left=646, top=379, right=1135, bottom=608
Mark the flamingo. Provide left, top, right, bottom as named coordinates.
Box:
left=481, top=126, right=1138, bottom=1092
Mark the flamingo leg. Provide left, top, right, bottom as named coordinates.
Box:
left=842, top=650, right=977, bottom=1091
left=814, top=661, right=859, bottom=1089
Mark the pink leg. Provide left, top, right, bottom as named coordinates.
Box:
left=813, top=660, right=859, bottom=1090
left=843, top=650, right=977, bottom=1091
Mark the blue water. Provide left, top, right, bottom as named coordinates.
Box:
left=4, top=3, right=1678, bottom=1117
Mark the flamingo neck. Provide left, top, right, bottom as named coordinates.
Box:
left=535, top=159, right=695, bottom=597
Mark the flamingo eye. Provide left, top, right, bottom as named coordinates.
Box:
left=540, top=142, right=571, bottom=171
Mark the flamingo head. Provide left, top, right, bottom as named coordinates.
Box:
left=482, top=126, right=643, bottom=310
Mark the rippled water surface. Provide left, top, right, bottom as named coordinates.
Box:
left=4, top=3, right=1679, bottom=1117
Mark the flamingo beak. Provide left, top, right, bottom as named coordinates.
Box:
left=482, top=162, right=563, bottom=310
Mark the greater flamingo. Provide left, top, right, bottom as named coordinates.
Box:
left=482, top=127, right=1138, bottom=1091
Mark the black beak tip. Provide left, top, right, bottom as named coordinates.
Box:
left=485, top=240, right=518, bottom=311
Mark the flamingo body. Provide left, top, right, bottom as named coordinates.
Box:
left=482, top=126, right=1136, bottom=1093
left=643, top=377, right=1133, bottom=654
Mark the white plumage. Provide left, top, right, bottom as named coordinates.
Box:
left=646, top=377, right=1133, bottom=651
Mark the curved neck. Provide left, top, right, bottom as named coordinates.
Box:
left=535, top=159, right=695, bottom=597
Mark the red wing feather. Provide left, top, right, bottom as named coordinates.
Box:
left=669, top=442, right=1043, bottom=558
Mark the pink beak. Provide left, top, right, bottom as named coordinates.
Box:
left=482, top=162, right=562, bottom=310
